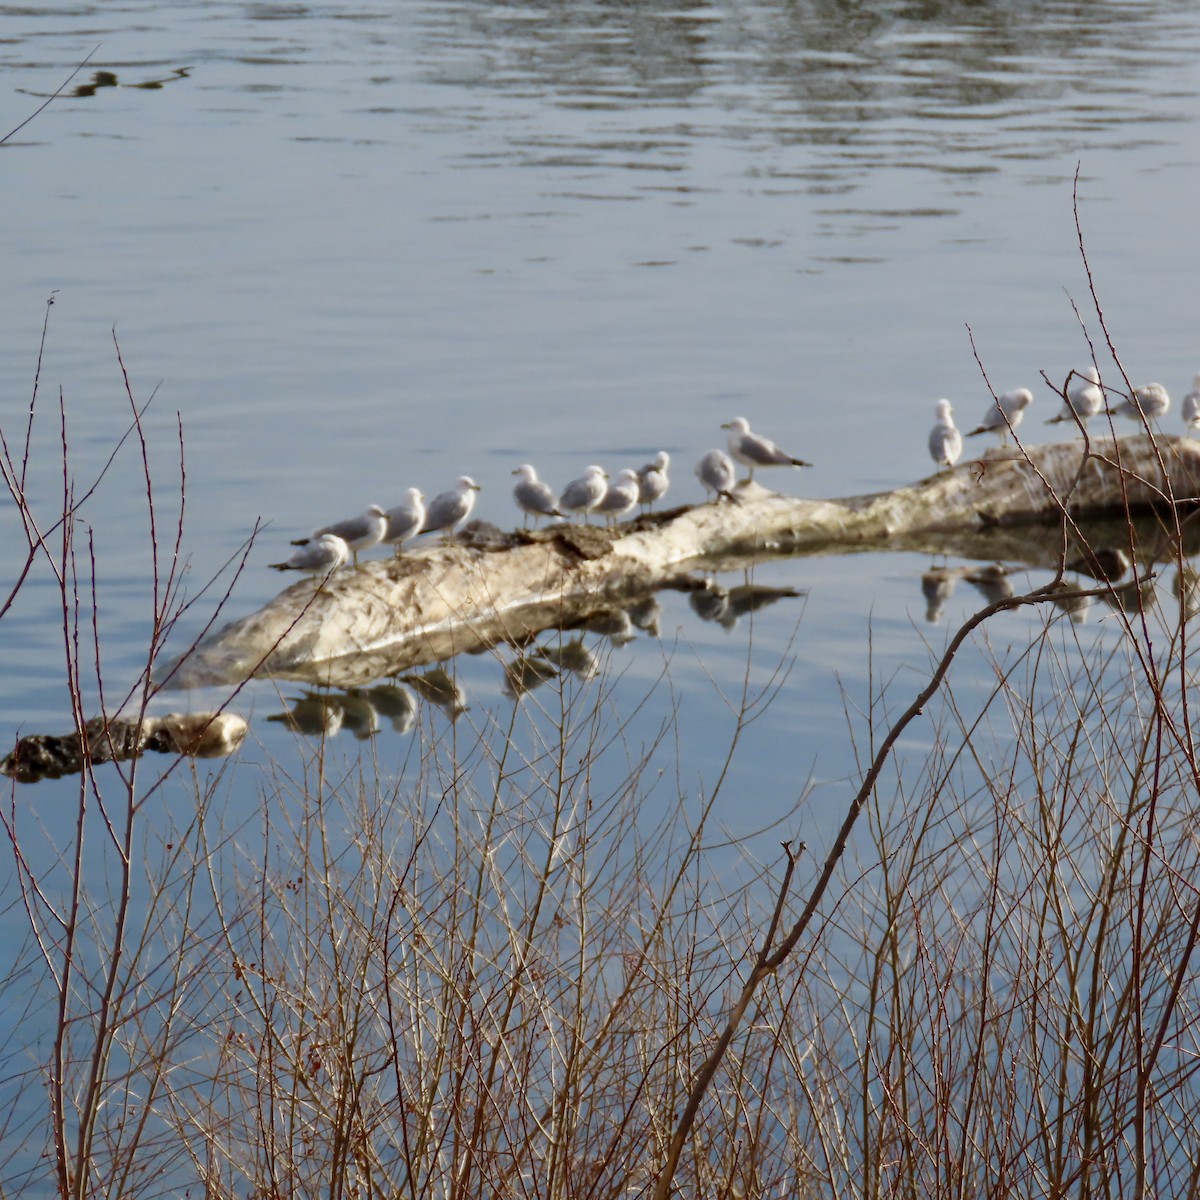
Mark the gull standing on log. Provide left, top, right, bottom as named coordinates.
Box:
left=293, top=505, right=388, bottom=566
left=511, top=464, right=562, bottom=525
left=271, top=532, right=350, bottom=576
left=721, top=417, right=812, bottom=481
left=1112, top=382, right=1170, bottom=424
left=928, top=399, right=963, bottom=471
left=559, top=465, right=608, bottom=522
left=695, top=449, right=738, bottom=503
left=1181, top=375, right=1200, bottom=435
left=965, top=388, right=1033, bottom=445
left=594, top=468, right=641, bottom=525
left=421, top=476, right=481, bottom=538
left=1047, top=367, right=1104, bottom=429
left=636, top=451, right=670, bottom=511
left=382, top=488, right=426, bottom=555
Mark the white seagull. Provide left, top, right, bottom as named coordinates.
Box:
left=382, top=488, right=426, bottom=554
left=721, top=417, right=812, bottom=480
left=1111, top=382, right=1170, bottom=424
left=421, top=476, right=481, bottom=538
left=928, top=399, right=963, bottom=471
left=695, top=449, right=738, bottom=503
left=511, top=464, right=562, bottom=525
left=965, top=388, right=1034, bottom=444
left=594, top=468, right=641, bottom=524
left=1046, top=367, right=1104, bottom=429
left=559, top=465, right=609, bottom=521
left=636, top=451, right=670, bottom=510
left=1181, top=374, right=1200, bottom=436
left=271, top=532, right=350, bottom=576
left=292, top=505, right=388, bottom=566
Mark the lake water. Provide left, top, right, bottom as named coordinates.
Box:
left=3, top=1, right=1200, bottom=1190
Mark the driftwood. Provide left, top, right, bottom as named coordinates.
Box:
left=165, top=434, right=1200, bottom=691
left=1, top=712, right=249, bottom=784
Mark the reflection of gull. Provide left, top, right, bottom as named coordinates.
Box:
left=401, top=667, right=468, bottom=719
left=1050, top=581, right=1092, bottom=624
left=1112, top=383, right=1170, bottom=423
left=637, top=452, right=670, bottom=510
left=594, top=468, right=640, bottom=524
left=721, top=417, right=812, bottom=480
left=559, top=466, right=608, bottom=521
left=1047, top=367, right=1104, bottom=429
left=583, top=608, right=636, bottom=645
left=383, top=489, right=425, bottom=554
left=1181, top=375, right=1200, bottom=435
left=502, top=655, right=560, bottom=698
left=1175, top=563, right=1200, bottom=620
left=689, top=583, right=730, bottom=624
left=364, top=683, right=417, bottom=734
left=625, top=594, right=662, bottom=637
left=267, top=693, right=344, bottom=737
left=1103, top=577, right=1157, bottom=615
left=294, top=505, right=388, bottom=565
left=337, top=692, right=380, bottom=741
left=921, top=567, right=960, bottom=623
left=421, top=476, right=480, bottom=538
left=715, top=584, right=804, bottom=630
left=1065, top=546, right=1130, bottom=582
left=928, top=400, right=963, bottom=471
left=270, top=533, right=349, bottom=576
left=964, top=564, right=1015, bottom=605
left=512, top=464, right=562, bottom=525
left=536, top=636, right=600, bottom=680
left=695, top=450, right=738, bottom=503
left=965, top=389, right=1033, bottom=444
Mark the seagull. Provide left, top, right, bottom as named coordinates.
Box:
left=559, top=465, right=609, bottom=522
left=1111, top=382, right=1170, bottom=424
left=420, top=476, right=480, bottom=538
left=292, top=505, right=387, bottom=566
left=636, top=451, right=670, bottom=511
left=965, top=388, right=1034, bottom=444
left=270, top=532, right=350, bottom=575
left=695, top=449, right=738, bottom=503
left=1046, top=367, right=1104, bottom=429
left=1182, top=375, right=1200, bottom=435
left=594, top=468, right=641, bottom=524
left=382, top=488, right=425, bottom=554
left=511, top=464, right=562, bottom=525
left=928, top=399, right=963, bottom=471
left=721, top=417, right=812, bottom=480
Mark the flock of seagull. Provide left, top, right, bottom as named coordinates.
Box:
left=269, top=416, right=813, bottom=576
left=928, top=369, right=1200, bottom=470
left=269, top=372, right=1200, bottom=578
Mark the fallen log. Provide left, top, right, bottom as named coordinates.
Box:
left=165, top=434, right=1200, bottom=690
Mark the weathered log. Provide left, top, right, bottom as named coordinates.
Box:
left=165, top=434, right=1200, bottom=690
left=1, top=712, right=248, bottom=784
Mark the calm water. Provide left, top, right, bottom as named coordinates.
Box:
left=4, top=0, right=1200, bottom=1190
left=2, top=0, right=1200, bottom=812
left=1, top=0, right=1199, bottom=798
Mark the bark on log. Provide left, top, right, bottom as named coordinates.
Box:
left=165, top=434, right=1200, bottom=691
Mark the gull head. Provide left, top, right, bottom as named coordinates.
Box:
left=935, top=399, right=954, bottom=421
left=513, top=464, right=538, bottom=481
left=457, top=476, right=481, bottom=492
left=721, top=417, right=750, bottom=434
